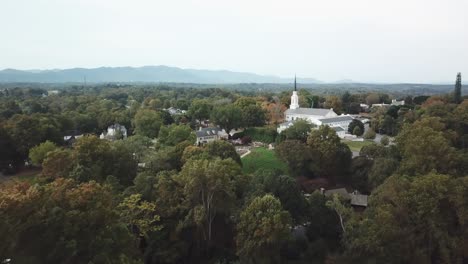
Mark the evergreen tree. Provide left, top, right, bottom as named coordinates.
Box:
left=454, top=72, right=462, bottom=103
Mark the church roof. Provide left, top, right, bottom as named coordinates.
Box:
left=319, top=115, right=354, bottom=124
left=285, top=108, right=334, bottom=116
left=332, top=126, right=345, bottom=132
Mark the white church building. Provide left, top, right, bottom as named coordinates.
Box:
left=278, top=78, right=354, bottom=136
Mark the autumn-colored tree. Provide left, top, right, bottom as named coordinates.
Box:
left=263, top=96, right=286, bottom=124
left=324, top=95, right=343, bottom=114
left=345, top=173, right=468, bottom=263
left=0, top=179, right=141, bottom=263
left=41, top=149, right=75, bottom=179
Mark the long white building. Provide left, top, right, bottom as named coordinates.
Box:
left=278, top=78, right=354, bottom=136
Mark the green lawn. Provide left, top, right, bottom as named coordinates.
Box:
left=342, top=140, right=375, bottom=152
left=241, top=147, right=288, bottom=174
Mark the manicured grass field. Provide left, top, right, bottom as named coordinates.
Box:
left=342, top=140, right=375, bottom=152
left=241, top=147, right=288, bottom=174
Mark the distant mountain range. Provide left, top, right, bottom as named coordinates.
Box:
left=0, top=66, right=323, bottom=84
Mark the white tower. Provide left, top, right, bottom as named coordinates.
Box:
left=290, top=76, right=299, bottom=109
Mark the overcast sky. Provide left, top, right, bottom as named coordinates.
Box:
left=1, top=0, right=467, bottom=83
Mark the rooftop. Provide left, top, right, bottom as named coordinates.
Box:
left=196, top=127, right=223, bottom=137
left=324, top=188, right=350, bottom=200
left=285, top=108, right=335, bottom=116
left=350, top=193, right=369, bottom=207
left=319, top=115, right=354, bottom=124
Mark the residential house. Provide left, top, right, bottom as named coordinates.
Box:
left=195, top=127, right=228, bottom=145
left=100, top=124, right=128, bottom=141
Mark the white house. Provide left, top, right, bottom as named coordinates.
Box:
left=100, top=124, right=128, bottom=141
left=391, top=99, right=405, bottom=106
left=195, top=127, right=229, bottom=145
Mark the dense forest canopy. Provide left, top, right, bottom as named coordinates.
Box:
left=0, top=81, right=467, bottom=264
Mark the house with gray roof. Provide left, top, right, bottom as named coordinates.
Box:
left=195, top=127, right=228, bottom=145
left=322, top=188, right=369, bottom=208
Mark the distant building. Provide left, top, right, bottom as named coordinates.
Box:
left=323, top=188, right=369, bottom=208
left=63, top=130, right=83, bottom=146
left=100, top=124, right=127, bottom=141
left=318, top=115, right=354, bottom=132
left=391, top=99, right=405, bottom=106
left=371, top=103, right=390, bottom=108
left=164, top=107, right=187, bottom=115
left=278, top=77, right=354, bottom=134
left=195, top=127, right=228, bottom=145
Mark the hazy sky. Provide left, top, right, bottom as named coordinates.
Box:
left=1, top=0, right=467, bottom=83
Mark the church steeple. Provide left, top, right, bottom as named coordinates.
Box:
left=290, top=75, right=299, bottom=110
left=294, top=75, right=297, bottom=91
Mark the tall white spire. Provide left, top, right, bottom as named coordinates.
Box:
left=290, top=75, right=299, bottom=109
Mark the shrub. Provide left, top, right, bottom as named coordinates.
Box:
left=380, top=135, right=390, bottom=146
left=243, top=127, right=277, bottom=143
left=363, top=128, right=376, bottom=140
left=353, top=126, right=363, bottom=136
left=241, top=136, right=252, bottom=145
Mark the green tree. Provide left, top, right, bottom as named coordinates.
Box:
left=276, top=140, right=314, bottom=177
left=380, top=135, right=390, bottom=146
left=353, top=126, right=362, bottom=137
left=236, top=194, right=292, bottom=264
left=133, top=109, right=162, bottom=138
left=240, top=104, right=267, bottom=128
left=345, top=173, right=468, bottom=263
left=158, top=124, right=195, bottom=146
left=396, top=124, right=461, bottom=175
left=0, top=179, right=141, bottom=263
left=454, top=72, right=462, bottom=103
left=266, top=174, right=309, bottom=224
left=363, top=128, right=376, bottom=140
left=307, top=126, right=352, bottom=182
left=211, top=104, right=242, bottom=135
left=4, top=114, right=53, bottom=157
left=175, top=158, right=242, bottom=246
left=368, top=157, right=399, bottom=189
left=29, top=140, right=58, bottom=166
left=188, top=99, right=212, bottom=123
left=279, top=119, right=315, bottom=142
left=118, top=194, right=161, bottom=238
left=348, top=119, right=364, bottom=136
left=205, top=140, right=242, bottom=165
